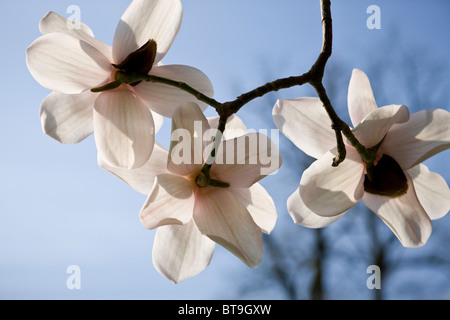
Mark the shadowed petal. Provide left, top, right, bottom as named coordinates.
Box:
left=40, top=91, right=95, bottom=144
left=99, top=143, right=169, bottom=195
left=352, top=104, right=410, bottom=148
left=230, top=183, right=277, bottom=234
left=207, top=115, right=248, bottom=141
left=113, top=0, right=182, bottom=64
left=26, top=33, right=111, bottom=94
left=407, top=164, right=450, bottom=220
left=380, top=109, right=450, bottom=170
left=167, top=102, right=209, bottom=176
left=194, top=188, right=263, bottom=268
left=212, top=133, right=282, bottom=188
left=153, top=221, right=215, bottom=283
left=140, top=174, right=195, bottom=229
left=273, top=97, right=335, bottom=159
left=94, top=90, right=155, bottom=169
left=300, top=147, right=365, bottom=217
left=40, top=11, right=94, bottom=36
left=288, top=187, right=346, bottom=228
left=39, top=11, right=112, bottom=60
left=363, top=175, right=432, bottom=248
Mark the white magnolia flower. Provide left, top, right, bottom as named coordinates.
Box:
left=273, top=68, right=450, bottom=247
left=101, top=103, right=280, bottom=282
left=26, top=0, right=213, bottom=169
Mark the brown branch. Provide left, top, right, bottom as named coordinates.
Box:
left=219, top=0, right=354, bottom=165
left=96, top=0, right=370, bottom=167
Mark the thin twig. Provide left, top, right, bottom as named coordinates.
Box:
left=92, top=0, right=372, bottom=168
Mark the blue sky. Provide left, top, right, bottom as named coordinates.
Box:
left=0, top=0, right=449, bottom=299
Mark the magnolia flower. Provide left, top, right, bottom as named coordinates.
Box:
left=26, top=0, right=213, bottom=169
left=101, top=103, right=280, bottom=282
left=273, top=68, right=450, bottom=247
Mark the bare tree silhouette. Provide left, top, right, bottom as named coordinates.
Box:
left=226, top=36, right=450, bottom=300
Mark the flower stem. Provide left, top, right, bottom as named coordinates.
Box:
left=146, top=75, right=222, bottom=110
left=90, top=80, right=122, bottom=92
left=92, top=0, right=371, bottom=167
left=195, top=115, right=229, bottom=188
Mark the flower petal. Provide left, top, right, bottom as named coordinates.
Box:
left=207, top=115, right=248, bottom=140
left=193, top=187, right=263, bottom=268
left=153, top=221, right=215, bottom=283
left=40, top=91, right=95, bottom=144
left=167, top=102, right=209, bottom=176
left=40, top=11, right=94, bottom=36
left=39, top=11, right=112, bottom=61
left=273, top=97, right=335, bottom=159
left=99, top=142, right=169, bottom=195
left=288, top=187, right=346, bottom=228
left=380, top=109, right=450, bottom=170
left=140, top=174, right=195, bottom=229
left=231, top=184, right=277, bottom=234
left=347, top=69, right=378, bottom=127
left=133, top=64, right=214, bottom=117
left=152, top=111, right=164, bottom=134
left=212, top=133, right=282, bottom=188
left=300, top=147, right=365, bottom=217
left=112, top=0, right=182, bottom=64
left=94, top=90, right=155, bottom=169
left=407, top=164, right=450, bottom=220
left=363, top=174, right=432, bottom=248
left=203, top=115, right=248, bottom=161
left=26, top=33, right=111, bottom=94
left=352, top=104, right=410, bottom=148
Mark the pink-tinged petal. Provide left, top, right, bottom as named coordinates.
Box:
left=99, top=143, right=169, bottom=195
left=152, top=111, right=164, bottom=134
left=94, top=90, right=155, bottom=169
left=167, top=102, right=209, bottom=176
left=40, top=11, right=94, bottom=36
left=153, top=221, right=215, bottom=283
left=140, top=174, right=195, bottom=229
left=193, top=187, right=263, bottom=268
left=231, top=184, right=277, bottom=234
left=347, top=69, right=378, bottom=127
left=39, top=11, right=112, bottom=61
left=133, top=64, right=214, bottom=117
left=113, top=0, right=182, bottom=64
left=273, top=97, right=335, bottom=159
left=207, top=115, right=248, bottom=140
left=363, top=175, right=432, bottom=248
left=288, top=187, right=346, bottom=228
left=407, top=164, right=450, bottom=220
left=26, top=33, right=111, bottom=94
left=380, top=109, right=450, bottom=170
left=203, top=116, right=248, bottom=161
left=300, top=147, right=365, bottom=217
left=352, top=104, right=410, bottom=148
left=212, top=133, right=282, bottom=188
left=40, top=91, right=95, bottom=144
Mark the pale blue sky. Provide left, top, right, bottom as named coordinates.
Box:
left=0, top=0, right=449, bottom=299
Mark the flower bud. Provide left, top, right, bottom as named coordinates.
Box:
left=112, top=39, right=157, bottom=86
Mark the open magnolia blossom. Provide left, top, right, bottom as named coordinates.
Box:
left=26, top=0, right=213, bottom=169
left=100, top=102, right=280, bottom=282
left=273, top=68, right=450, bottom=248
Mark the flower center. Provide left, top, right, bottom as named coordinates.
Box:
left=91, top=39, right=157, bottom=93
left=194, top=171, right=230, bottom=189
left=112, top=39, right=157, bottom=86
left=363, top=154, right=408, bottom=198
